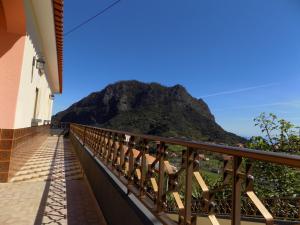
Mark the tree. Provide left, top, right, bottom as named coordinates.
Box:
left=247, top=113, right=300, bottom=197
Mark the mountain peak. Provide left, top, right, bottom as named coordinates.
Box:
left=53, top=80, right=245, bottom=145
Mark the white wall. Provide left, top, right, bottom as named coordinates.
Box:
left=14, top=35, right=54, bottom=128
left=13, top=0, right=55, bottom=128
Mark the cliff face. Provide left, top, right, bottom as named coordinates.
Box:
left=53, top=80, right=245, bottom=144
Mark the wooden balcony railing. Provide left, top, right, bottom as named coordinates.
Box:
left=69, top=123, right=300, bottom=225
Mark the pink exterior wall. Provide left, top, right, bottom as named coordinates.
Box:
left=0, top=0, right=26, bottom=129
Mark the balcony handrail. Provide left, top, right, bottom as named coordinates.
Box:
left=70, top=123, right=300, bottom=168
left=69, top=123, right=300, bottom=225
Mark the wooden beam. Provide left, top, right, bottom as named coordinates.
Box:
left=172, top=192, right=184, bottom=209
left=208, top=214, right=221, bottom=225
left=150, top=177, right=158, bottom=193
left=246, top=191, right=273, bottom=224
left=194, top=171, right=209, bottom=192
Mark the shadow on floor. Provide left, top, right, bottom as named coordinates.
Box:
left=9, top=130, right=107, bottom=225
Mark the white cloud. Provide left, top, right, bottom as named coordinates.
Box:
left=214, top=100, right=300, bottom=112
left=200, top=82, right=279, bottom=98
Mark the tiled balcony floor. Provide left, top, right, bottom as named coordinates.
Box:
left=0, top=131, right=107, bottom=225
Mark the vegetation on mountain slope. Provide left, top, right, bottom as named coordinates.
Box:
left=53, top=80, right=245, bottom=145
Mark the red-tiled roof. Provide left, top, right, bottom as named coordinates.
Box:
left=53, top=0, right=63, bottom=93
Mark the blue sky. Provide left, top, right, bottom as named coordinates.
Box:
left=55, top=0, right=300, bottom=137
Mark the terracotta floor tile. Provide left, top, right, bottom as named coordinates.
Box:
left=0, top=131, right=107, bottom=225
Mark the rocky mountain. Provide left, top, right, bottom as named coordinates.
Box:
left=53, top=80, right=245, bottom=144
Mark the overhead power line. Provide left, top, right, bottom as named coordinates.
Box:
left=64, top=0, right=121, bottom=37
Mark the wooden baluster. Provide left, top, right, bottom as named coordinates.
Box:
left=128, top=136, right=135, bottom=184
left=140, top=139, right=148, bottom=198
left=88, top=129, right=91, bottom=148
left=119, top=134, right=126, bottom=174
left=157, top=141, right=166, bottom=213
left=101, top=131, right=106, bottom=159
left=231, top=156, right=242, bottom=225
left=90, top=129, right=93, bottom=148
left=93, top=129, right=98, bottom=153
left=115, top=134, right=123, bottom=171
left=245, top=160, right=273, bottom=225
left=90, top=129, right=94, bottom=150
left=113, top=133, right=119, bottom=167
left=91, top=129, right=95, bottom=154
left=87, top=129, right=91, bottom=148
left=296, top=198, right=300, bottom=220
left=245, top=160, right=254, bottom=192
left=95, top=130, right=102, bottom=158
left=101, top=131, right=105, bottom=158
left=105, top=132, right=112, bottom=164
left=110, top=133, right=117, bottom=167
left=183, top=147, right=196, bottom=225
left=95, top=129, right=101, bottom=157
left=82, top=126, right=84, bottom=140
left=107, top=132, right=112, bottom=164
left=223, top=155, right=232, bottom=185
left=100, top=131, right=105, bottom=159
left=105, top=132, right=110, bottom=160
left=83, top=127, right=87, bottom=146
left=86, top=128, right=88, bottom=146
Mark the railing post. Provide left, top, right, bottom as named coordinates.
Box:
left=107, top=132, right=114, bottom=165
left=100, top=131, right=106, bottom=159
left=113, top=133, right=119, bottom=166
left=140, top=139, right=148, bottom=198
left=231, top=156, right=242, bottom=225
left=95, top=130, right=102, bottom=158
left=105, top=132, right=112, bottom=164
left=119, top=134, right=125, bottom=173
left=245, top=160, right=254, bottom=191
left=184, top=147, right=195, bottom=225
left=83, top=127, right=87, bottom=146
left=298, top=198, right=300, bottom=220
left=127, top=136, right=135, bottom=184
left=111, top=133, right=117, bottom=167
left=157, top=142, right=166, bottom=213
